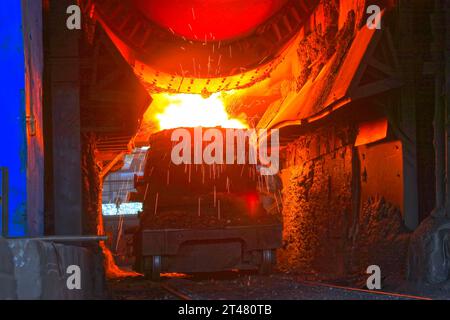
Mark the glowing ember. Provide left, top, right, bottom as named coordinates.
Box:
left=152, top=93, right=248, bottom=130
left=100, top=242, right=141, bottom=279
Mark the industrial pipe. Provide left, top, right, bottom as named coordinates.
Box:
left=5, top=235, right=108, bottom=242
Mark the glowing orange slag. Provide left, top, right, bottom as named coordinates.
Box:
left=97, top=214, right=141, bottom=279
left=152, top=93, right=248, bottom=130
left=99, top=242, right=141, bottom=278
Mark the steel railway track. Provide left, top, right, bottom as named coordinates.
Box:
left=159, top=277, right=431, bottom=300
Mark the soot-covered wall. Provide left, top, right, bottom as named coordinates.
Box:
left=278, top=120, right=410, bottom=283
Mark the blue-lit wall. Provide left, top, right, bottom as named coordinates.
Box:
left=0, top=1, right=28, bottom=236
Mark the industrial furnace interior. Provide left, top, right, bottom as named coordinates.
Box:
left=91, top=0, right=412, bottom=283
left=2, top=0, right=450, bottom=302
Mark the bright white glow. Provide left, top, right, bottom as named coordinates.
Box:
left=102, top=202, right=143, bottom=216
left=152, top=93, right=247, bottom=130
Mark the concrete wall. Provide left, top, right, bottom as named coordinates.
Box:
left=0, top=238, right=105, bottom=300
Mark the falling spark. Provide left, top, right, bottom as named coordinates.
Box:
left=143, top=152, right=150, bottom=170
left=179, top=64, right=185, bottom=76
left=217, top=54, right=222, bottom=67
left=193, top=58, right=197, bottom=77
left=202, top=165, right=205, bottom=184
left=177, top=76, right=185, bottom=92
left=218, top=200, right=221, bottom=220
left=258, top=55, right=270, bottom=65
left=274, top=192, right=281, bottom=213
left=191, top=8, right=196, bottom=20
left=226, top=177, right=230, bottom=193
left=143, top=183, right=149, bottom=201
left=208, top=55, right=211, bottom=75
left=154, top=193, right=159, bottom=215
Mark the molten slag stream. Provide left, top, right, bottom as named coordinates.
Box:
left=99, top=242, right=141, bottom=278
left=97, top=209, right=141, bottom=278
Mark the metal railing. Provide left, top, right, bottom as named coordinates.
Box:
left=0, top=167, right=8, bottom=237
